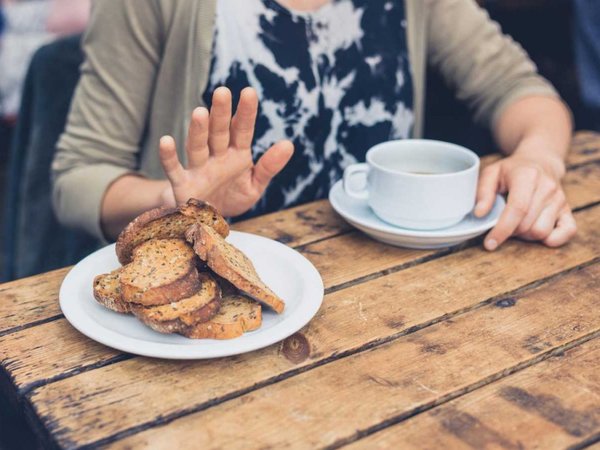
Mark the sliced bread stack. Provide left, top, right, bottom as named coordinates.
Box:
left=92, top=199, right=284, bottom=339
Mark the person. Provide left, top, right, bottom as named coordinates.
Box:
left=51, top=0, right=576, bottom=252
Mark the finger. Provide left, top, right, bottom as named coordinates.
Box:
left=518, top=196, right=565, bottom=241
left=159, top=136, right=185, bottom=186
left=208, top=87, right=233, bottom=157
left=186, top=107, right=210, bottom=168
left=543, top=207, right=577, bottom=248
left=484, top=169, right=537, bottom=251
left=252, top=140, right=294, bottom=193
left=474, top=165, right=500, bottom=217
left=516, top=177, right=559, bottom=234
left=230, top=87, right=259, bottom=151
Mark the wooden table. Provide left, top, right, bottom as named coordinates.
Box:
left=1, top=131, right=600, bottom=450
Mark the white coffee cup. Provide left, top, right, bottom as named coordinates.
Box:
left=343, top=139, right=480, bottom=230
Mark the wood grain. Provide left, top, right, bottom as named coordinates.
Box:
left=0, top=320, right=122, bottom=393
left=5, top=203, right=598, bottom=396
left=0, top=134, right=598, bottom=336
left=106, top=264, right=600, bottom=450
left=232, top=199, right=351, bottom=247
left=346, top=337, right=600, bottom=450
left=565, top=162, right=600, bottom=210
left=570, top=131, right=600, bottom=166
left=586, top=440, right=600, bottom=450
left=0, top=132, right=598, bottom=448
left=25, top=206, right=600, bottom=448
left=0, top=267, right=68, bottom=336
left=1, top=159, right=598, bottom=340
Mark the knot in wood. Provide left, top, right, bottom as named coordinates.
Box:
left=281, top=333, right=310, bottom=364
left=495, top=297, right=517, bottom=308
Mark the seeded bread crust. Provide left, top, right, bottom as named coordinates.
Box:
left=93, top=268, right=130, bottom=313
left=120, top=239, right=201, bottom=306
left=116, top=199, right=229, bottom=265
left=182, top=294, right=262, bottom=339
left=186, top=223, right=285, bottom=314
left=132, top=273, right=221, bottom=334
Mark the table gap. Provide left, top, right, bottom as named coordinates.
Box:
left=0, top=315, right=63, bottom=339
left=571, top=433, right=600, bottom=450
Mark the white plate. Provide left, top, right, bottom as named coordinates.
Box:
left=329, top=180, right=505, bottom=249
left=59, top=231, right=324, bottom=359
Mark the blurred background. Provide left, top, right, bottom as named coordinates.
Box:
left=0, top=0, right=599, bottom=285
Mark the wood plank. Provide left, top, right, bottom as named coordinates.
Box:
left=0, top=242, right=431, bottom=393
left=570, top=131, right=600, bottom=166
left=586, top=440, right=600, bottom=450
left=565, top=162, right=600, bottom=210
left=105, top=263, right=600, bottom=450
left=0, top=320, right=122, bottom=392
left=6, top=192, right=597, bottom=395
left=231, top=199, right=351, bottom=247
left=346, top=337, right=600, bottom=450
left=0, top=268, right=68, bottom=336
left=24, top=206, right=600, bottom=448
left=1, top=159, right=598, bottom=338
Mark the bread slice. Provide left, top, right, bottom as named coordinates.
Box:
left=182, top=294, right=261, bottom=339
left=186, top=223, right=285, bottom=314
left=116, top=199, right=229, bottom=265
left=93, top=268, right=130, bottom=313
left=120, top=239, right=201, bottom=306
left=132, top=273, right=221, bottom=334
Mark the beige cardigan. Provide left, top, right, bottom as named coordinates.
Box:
left=52, top=0, right=558, bottom=239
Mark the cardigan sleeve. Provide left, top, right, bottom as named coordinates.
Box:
left=425, top=0, right=560, bottom=128
left=51, top=0, right=165, bottom=239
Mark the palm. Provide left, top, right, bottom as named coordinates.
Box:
left=159, top=87, right=293, bottom=217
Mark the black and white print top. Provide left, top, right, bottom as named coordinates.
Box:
left=203, top=0, right=414, bottom=218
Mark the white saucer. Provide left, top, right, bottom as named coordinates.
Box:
left=329, top=180, right=505, bottom=249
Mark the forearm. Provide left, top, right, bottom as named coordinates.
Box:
left=101, top=175, right=169, bottom=240
left=493, top=96, right=573, bottom=179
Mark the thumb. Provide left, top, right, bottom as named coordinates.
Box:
left=252, top=140, right=294, bottom=193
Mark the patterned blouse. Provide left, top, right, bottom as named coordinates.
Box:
left=203, top=0, right=414, bottom=218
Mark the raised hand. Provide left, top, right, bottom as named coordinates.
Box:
left=158, top=87, right=294, bottom=217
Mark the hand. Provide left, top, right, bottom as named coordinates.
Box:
left=474, top=153, right=576, bottom=250
left=158, top=87, right=294, bottom=216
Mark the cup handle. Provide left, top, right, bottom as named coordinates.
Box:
left=343, top=163, right=370, bottom=200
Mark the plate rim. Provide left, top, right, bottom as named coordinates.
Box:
left=328, top=180, right=504, bottom=239
left=59, top=231, right=324, bottom=360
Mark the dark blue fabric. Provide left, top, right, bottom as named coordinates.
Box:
left=0, top=7, right=5, bottom=36
left=204, top=0, right=413, bottom=220
left=574, top=0, right=600, bottom=130
left=2, top=34, right=101, bottom=281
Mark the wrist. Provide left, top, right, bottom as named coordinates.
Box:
left=512, top=136, right=567, bottom=180
left=157, top=180, right=176, bottom=208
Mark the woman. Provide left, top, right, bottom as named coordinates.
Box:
left=52, top=0, right=575, bottom=251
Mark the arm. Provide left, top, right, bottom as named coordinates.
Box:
left=53, top=3, right=292, bottom=241
left=493, top=96, right=572, bottom=177
left=475, top=96, right=576, bottom=250
left=425, top=0, right=576, bottom=249
left=51, top=0, right=164, bottom=240
left=100, top=176, right=169, bottom=240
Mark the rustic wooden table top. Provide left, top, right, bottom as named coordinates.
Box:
left=1, top=131, right=600, bottom=450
